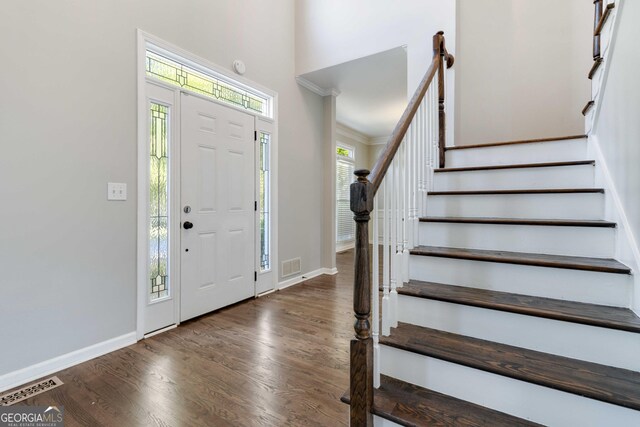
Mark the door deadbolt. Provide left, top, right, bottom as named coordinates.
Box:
left=183, top=205, right=191, bottom=214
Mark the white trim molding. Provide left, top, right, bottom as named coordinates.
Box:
left=370, top=136, right=390, bottom=146
left=277, top=267, right=338, bottom=290
left=136, top=29, right=280, bottom=338
left=295, top=76, right=340, bottom=97
left=336, top=123, right=370, bottom=145
left=0, top=333, right=136, bottom=393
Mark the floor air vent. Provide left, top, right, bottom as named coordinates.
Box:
left=0, top=376, right=64, bottom=406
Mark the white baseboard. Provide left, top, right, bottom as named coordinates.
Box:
left=0, top=332, right=137, bottom=393
left=336, top=242, right=355, bottom=253
left=278, top=267, right=338, bottom=290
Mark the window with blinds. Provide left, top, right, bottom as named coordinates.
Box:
left=336, top=145, right=356, bottom=246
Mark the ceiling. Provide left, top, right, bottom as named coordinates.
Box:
left=299, top=47, right=408, bottom=139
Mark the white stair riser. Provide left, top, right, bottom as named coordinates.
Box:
left=409, top=256, right=631, bottom=306
left=426, top=193, right=604, bottom=220
left=397, top=294, right=640, bottom=371
left=433, top=164, right=594, bottom=191
left=418, top=222, right=615, bottom=258
left=374, top=416, right=402, bottom=427
left=380, top=345, right=640, bottom=427
left=446, top=139, right=588, bottom=168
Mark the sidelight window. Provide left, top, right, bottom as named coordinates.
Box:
left=149, top=103, right=170, bottom=301
left=259, top=132, right=271, bottom=272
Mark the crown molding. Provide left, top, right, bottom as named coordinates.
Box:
left=295, top=76, right=340, bottom=97
left=336, top=123, right=370, bottom=145
left=370, top=136, right=390, bottom=146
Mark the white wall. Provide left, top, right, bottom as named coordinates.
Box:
left=336, top=124, right=374, bottom=171
left=455, top=0, right=592, bottom=145
left=295, top=0, right=456, bottom=142
left=590, top=0, right=640, bottom=311
left=334, top=124, right=375, bottom=252
left=0, top=0, right=324, bottom=378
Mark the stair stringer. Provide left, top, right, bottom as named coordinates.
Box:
left=589, top=135, right=640, bottom=315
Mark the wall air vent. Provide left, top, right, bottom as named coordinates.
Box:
left=281, top=257, right=302, bottom=277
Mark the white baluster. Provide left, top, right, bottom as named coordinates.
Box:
left=420, top=98, right=427, bottom=218
left=414, top=103, right=422, bottom=246
left=391, top=156, right=399, bottom=327
left=372, top=194, right=380, bottom=389
left=408, top=122, right=412, bottom=248
left=402, top=137, right=409, bottom=284
left=382, top=177, right=391, bottom=337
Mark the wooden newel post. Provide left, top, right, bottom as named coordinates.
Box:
left=593, top=0, right=603, bottom=60
left=434, top=31, right=447, bottom=169
left=350, top=169, right=374, bottom=427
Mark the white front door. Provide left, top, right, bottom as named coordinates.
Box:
left=180, top=93, right=256, bottom=321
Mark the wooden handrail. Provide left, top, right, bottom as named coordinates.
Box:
left=348, top=31, right=454, bottom=427
left=593, top=0, right=604, bottom=60
left=594, top=3, right=615, bottom=37
left=582, top=100, right=595, bottom=116
left=369, top=58, right=438, bottom=194
left=369, top=32, right=454, bottom=195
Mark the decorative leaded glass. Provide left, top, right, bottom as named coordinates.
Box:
left=150, top=103, right=169, bottom=300
left=146, top=51, right=269, bottom=116
left=259, top=132, right=271, bottom=271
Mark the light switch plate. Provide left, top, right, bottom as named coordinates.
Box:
left=107, top=182, right=127, bottom=201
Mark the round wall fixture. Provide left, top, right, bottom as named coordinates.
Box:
left=233, top=60, right=246, bottom=75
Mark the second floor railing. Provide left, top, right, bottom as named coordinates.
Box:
left=348, top=31, right=454, bottom=426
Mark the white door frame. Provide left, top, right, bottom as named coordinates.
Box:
left=136, top=30, right=279, bottom=340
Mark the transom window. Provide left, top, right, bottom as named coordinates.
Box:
left=146, top=50, right=272, bottom=117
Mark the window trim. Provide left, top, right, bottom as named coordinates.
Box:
left=336, top=142, right=356, bottom=249
left=336, top=143, right=356, bottom=161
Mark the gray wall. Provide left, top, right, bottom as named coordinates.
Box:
left=0, top=0, right=324, bottom=376
left=455, top=0, right=592, bottom=145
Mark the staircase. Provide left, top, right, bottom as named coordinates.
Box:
left=346, top=135, right=640, bottom=426
left=345, top=17, right=639, bottom=423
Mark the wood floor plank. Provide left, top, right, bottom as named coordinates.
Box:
left=7, top=251, right=358, bottom=426
left=381, top=323, right=640, bottom=411
left=411, top=245, right=631, bottom=274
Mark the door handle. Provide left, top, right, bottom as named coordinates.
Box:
left=183, top=221, right=194, bottom=230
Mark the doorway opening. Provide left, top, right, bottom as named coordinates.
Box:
left=137, top=31, right=278, bottom=338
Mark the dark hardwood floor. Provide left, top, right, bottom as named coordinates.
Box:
left=11, top=251, right=356, bottom=426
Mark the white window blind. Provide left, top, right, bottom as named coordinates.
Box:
left=336, top=158, right=355, bottom=244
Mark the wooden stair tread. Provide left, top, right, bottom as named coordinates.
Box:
left=435, top=160, right=595, bottom=173
left=445, top=135, right=586, bottom=151
left=419, top=217, right=616, bottom=228
left=381, top=323, right=640, bottom=411
left=428, top=188, right=604, bottom=196
left=410, top=246, right=631, bottom=274
left=340, top=375, right=542, bottom=426
left=400, top=280, right=640, bottom=333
